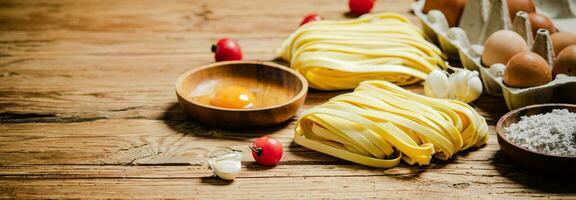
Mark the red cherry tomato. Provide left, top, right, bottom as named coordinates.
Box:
left=211, top=38, right=243, bottom=62
left=250, top=136, right=283, bottom=166
left=348, top=0, right=375, bottom=16
left=300, top=14, right=323, bottom=26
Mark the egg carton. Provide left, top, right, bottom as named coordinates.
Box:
left=412, top=0, right=576, bottom=110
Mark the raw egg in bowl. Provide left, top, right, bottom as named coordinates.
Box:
left=175, top=61, right=308, bottom=129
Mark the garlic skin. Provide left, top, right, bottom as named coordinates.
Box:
left=424, top=69, right=483, bottom=103
left=424, top=70, right=450, bottom=98
left=209, top=151, right=242, bottom=180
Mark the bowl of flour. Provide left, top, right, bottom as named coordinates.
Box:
left=496, top=104, right=576, bottom=172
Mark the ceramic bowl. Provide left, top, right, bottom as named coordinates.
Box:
left=496, top=103, right=576, bottom=172
left=175, top=61, right=308, bottom=129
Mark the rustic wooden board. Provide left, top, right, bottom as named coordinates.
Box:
left=1, top=0, right=574, bottom=199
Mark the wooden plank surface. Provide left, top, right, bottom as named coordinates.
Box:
left=0, top=0, right=574, bottom=199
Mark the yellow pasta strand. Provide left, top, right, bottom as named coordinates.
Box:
left=279, top=13, right=447, bottom=90
left=294, top=80, right=489, bottom=168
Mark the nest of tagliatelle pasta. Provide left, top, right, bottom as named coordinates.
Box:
left=294, top=80, right=489, bottom=168
left=278, top=13, right=447, bottom=91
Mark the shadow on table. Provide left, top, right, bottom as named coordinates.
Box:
left=344, top=11, right=362, bottom=19
left=161, top=102, right=288, bottom=139
left=491, top=151, right=576, bottom=193
left=471, top=94, right=509, bottom=125
left=201, top=177, right=234, bottom=185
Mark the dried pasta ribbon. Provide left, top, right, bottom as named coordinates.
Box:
left=279, top=13, right=447, bottom=90
left=294, top=80, right=489, bottom=168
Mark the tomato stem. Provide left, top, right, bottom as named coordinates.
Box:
left=249, top=144, right=263, bottom=156
left=211, top=44, right=217, bottom=53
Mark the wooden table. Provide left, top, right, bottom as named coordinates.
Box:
left=1, top=0, right=575, bottom=199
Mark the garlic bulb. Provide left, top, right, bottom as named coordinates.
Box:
left=489, top=64, right=506, bottom=77
left=424, top=70, right=450, bottom=98
left=208, top=150, right=242, bottom=180
left=424, top=69, right=483, bottom=103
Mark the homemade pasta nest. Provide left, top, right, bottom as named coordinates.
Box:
left=295, top=80, right=489, bottom=168
left=279, top=13, right=447, bottom=90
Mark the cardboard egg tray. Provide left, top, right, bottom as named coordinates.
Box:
left=412, top=0, right=576, bottom=110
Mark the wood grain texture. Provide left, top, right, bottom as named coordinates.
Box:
left=0, top=0, right=573, bottom=199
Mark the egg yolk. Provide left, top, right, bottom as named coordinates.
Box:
left=211, top=86, right=256, bottom=109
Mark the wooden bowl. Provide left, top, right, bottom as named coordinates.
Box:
left=175, top=61, right=308, bottom=129
left=496, top=103, right=576, bottom=172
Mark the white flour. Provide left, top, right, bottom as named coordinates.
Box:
left=504, top=109, right=576, bottom=156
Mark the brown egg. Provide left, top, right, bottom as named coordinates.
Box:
left=507, top=0, right=536, bottom=20
left=553, top=45, right=576, bottom=76
left=482, top=30, right=528, bottom=67
left=551, top=32, right=576, bottom=55
left=528, top=13, right=557, bottom=36
left=423, top=0, right=467, bottom=27
left=504, top=52, right=552, bottom=88
left=422, top=0, right=443, bottom=13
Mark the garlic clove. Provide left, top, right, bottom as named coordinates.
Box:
left=465, top=75, right=483, bottom=103
left=424, top=70, right=450, bottom=98
left=214, top=159, right=241, bottom=180
left=209, top=151, right=242, bottom=181
left=448, top=70, right=468, bottom=98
